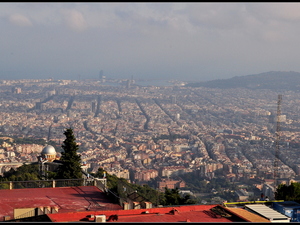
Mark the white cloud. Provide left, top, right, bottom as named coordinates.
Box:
left=62, top=9, right=87, bottom=31
left=257, top=3, right=300, bottom=22
left=3, top=2, right=300, bottom=80
left=8, top=13, right=32, bottom=27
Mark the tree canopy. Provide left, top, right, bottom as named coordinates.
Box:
left=161, top=187, right=196, bottom=206
left=275, top=182, right=300, bottom=202
left=0, top=163, right=40, bottom=181
left=92, top=167, right=196, bottom=206
left=55, top=128, right=82, bottom=179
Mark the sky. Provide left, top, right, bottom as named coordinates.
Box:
left=2, top=2, right=300, bottom=82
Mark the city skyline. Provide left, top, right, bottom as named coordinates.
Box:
left=2, top=3, right=300, bottom=81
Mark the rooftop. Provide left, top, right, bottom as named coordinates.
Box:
left=0, top=184, right=282, bottom=223
left=0, top=185, right=122, bottom=222
left=47, top=204, right=237, bottom=223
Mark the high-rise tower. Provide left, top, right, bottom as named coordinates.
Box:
left=274, top=94, right=282, bottom=187
left=99, top=70, right=105, bottom=83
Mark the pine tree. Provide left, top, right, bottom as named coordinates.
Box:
left=55, top=128, right=82, bottom=180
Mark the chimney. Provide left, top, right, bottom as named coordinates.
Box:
left=94, top=215, right=106, bottom=222
left=44, top=206, right=51, bottom=214
left=51, top=206, right=59, bottom=214
left=37, top=207, right=44, bottom=216
left=145, top=202, right=152, bottom=209
left=3, top=216, right=11, bottom=221
left=123, top=202, right=129, bottom=210
left=133, top=202, right=140, bottom=209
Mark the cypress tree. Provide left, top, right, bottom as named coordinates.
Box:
left=55, top=128, right=82, bottom=180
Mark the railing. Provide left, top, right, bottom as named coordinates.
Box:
left=0, top=178, right=107, bottom=190
left=54, top=179, right=83, bottom=187
left=223, top=200, right=284, bottom=207
left=94, top=178, right=107, bottom=191
left=0, top=177, right=109, bottom=222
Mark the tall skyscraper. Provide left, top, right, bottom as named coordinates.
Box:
left=99, top=70, right=105, bottom=83
left=12, top=87, right=21, bottom=94
left=91, top=101, right=96, bottom=113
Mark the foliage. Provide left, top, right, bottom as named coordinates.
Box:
left=176, top=172, right=237, bottom=192
left=46, top=171, right=57, bottom=180
left=134, top=184, right=165, bottom=205
left=275, top=182, right=300, bottom=202
left=55, top=128, right=82, bottom=180
left=13, top=137, right=47, bottom=145
left=92, top=167, right=123, bottom=203
left=93, top=167, right=118, bottom=190
left=0, top=136, right=57, bottom=147
left=93, top=168, right=196, bottom=206
left=0, top=182, right=10, bottom=189
left=161, top=187, right=196, bottom=206
left=0, top=163, right=40, bottom=181
left=172, top=172, right=241, bottom=202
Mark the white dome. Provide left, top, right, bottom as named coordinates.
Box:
left=41, top=145, right=56, bottom=155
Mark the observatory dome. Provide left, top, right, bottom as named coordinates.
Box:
left=41, top=145, right=56, bottom=155
left=41, top=145, right=57, bottom=162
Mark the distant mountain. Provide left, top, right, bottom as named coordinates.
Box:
left=185, top=71, right=300, bottom=90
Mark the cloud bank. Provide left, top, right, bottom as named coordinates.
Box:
left=1, top=3, right=300, bottom=81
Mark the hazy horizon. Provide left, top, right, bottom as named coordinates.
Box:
left=2, top=3, right=300, bottom=82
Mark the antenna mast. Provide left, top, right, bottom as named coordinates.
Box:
left=274, top=94, right=282, bottom=187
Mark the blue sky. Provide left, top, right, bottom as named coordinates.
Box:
left=1, top=2, right=300, bottom=81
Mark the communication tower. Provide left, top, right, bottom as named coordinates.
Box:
left=274, top=94, right=282, bottom=187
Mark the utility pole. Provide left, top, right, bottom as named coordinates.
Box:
left=274, top=94, right=282, bottom=187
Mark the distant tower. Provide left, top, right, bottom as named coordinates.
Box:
left=274, top=94, right=282, bottom=187
left=126, top=79, right=131, bottom=89
left=99, top=70, right=105, bottom=83
left=91, top=101, right=96, bottom=113
left=12, top=87, right=21, bottom=94
left=35, top=102, right=42, bottom=110
left=171, top=95, right=177, bottom=104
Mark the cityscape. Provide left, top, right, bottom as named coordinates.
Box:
left=1, top=76, right=300, bottom=202
left=3, top=3, right=300, bottom=222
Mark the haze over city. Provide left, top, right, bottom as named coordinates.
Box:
left=2, top=2, right=300, bottom=81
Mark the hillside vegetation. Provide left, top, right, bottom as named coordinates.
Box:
left=185, top=71, right=300, bottom=90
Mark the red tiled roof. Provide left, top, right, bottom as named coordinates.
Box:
left=47, top=205, right=236, bottom=223
left=0, top=185, right=272, bottom=223
left=0, top=186, right=122, bottom=221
